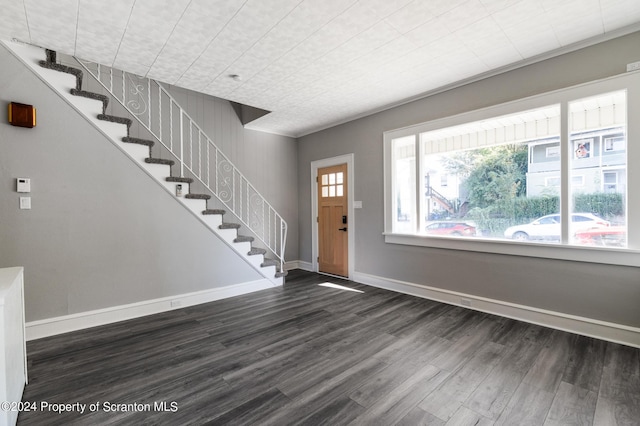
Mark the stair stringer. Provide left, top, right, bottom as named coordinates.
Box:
left=3, top=40, right=283, bottom=285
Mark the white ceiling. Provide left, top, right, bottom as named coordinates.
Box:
left=1, top=0, right=639, bottom=137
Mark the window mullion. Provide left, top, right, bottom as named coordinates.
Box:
left=560, top=101, right=569, bottom=244
left=415, top=137, right=422, bottom=234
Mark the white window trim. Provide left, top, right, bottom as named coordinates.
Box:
left=546, top=146, right=560, bottom=157
left=604, top=135, right=625, bottom=152
left=383, top=71, right=640, bottom=267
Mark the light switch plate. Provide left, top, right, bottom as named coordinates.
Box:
left=19, top=197, right=31, bottom=210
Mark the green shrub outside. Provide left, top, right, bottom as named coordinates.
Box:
left=464, top=192, right=623, bottom=236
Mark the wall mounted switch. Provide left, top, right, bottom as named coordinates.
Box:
left=19, top=197, right=31, bottom=210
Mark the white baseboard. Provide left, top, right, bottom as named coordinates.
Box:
left=353, top=271, right=640, bottom=348
left=25, top=279, right=276, bottom=341
left=285, top=260, right=313, bottom=272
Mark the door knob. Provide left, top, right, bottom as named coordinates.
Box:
left=339, top=227, right=347, bottom=231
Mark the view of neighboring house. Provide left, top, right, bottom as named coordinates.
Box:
left=527, top=127, right=627, bottom=197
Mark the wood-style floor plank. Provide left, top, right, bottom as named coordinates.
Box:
left=17, top=270, right=640, bottom=425
left=544, top=381, right=598, bottom=426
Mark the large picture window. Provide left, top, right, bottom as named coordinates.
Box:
left=384, top=72, right=639, bottom=266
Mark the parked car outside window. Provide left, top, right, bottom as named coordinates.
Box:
left=425, top=221, right=477, bottom=237
left=503, top=213, right=610, bottom=241
left=575, top=226, right=626, bottom=247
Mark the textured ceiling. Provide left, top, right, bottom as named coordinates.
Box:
left=1, top=0, right=639, bottom=137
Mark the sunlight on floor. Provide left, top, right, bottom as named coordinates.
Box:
left=318, top=282, right=364, bottom=293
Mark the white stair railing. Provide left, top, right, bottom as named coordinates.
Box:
left=77, top=59, right=287, bottom=272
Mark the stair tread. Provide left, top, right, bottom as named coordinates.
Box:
left=70, top=89, right=108, bottom=102
left=248, top=247, right=267, bottom=256
left=98, top=114, right=132, bottom=127
left=234, top=235, right=254, bottom=243
left=219, top=223, right=241, bottom=229
left=123, top=136, right=154, bottom=147
left=203, top=209, right=226, bottom=215
left=185, top=193, right=211, bottom=200
left=275, top=270, right=288, bottom=278
left=145, top=157, right=174, bottom=166
left=166, top=176, right=193, bottom=183
left=261, top=258, right=279, bottom=267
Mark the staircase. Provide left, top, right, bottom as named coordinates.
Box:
left=4, top=41, right=287, bottom=285
left=426, top=186, right=456, bottom=214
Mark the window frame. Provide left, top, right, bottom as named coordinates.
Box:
left=383, top=71, right=640, bottom=267
left=546, top=146, right=560, bottom=157
left=604, top=135, right=625, bottom=152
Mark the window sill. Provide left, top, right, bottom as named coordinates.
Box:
left=383, top=233, right=640, bottom=268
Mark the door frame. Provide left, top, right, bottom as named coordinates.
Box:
left=311, top=154, right=355, bottom=280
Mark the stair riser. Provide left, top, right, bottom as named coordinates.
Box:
left=143, top=163, right=172, bottom=182
left=202, top=214, right=223, bottom=228
left=260, top=265, right=277, bottom=276
left=217, top=228, right=239, bottom=243
left=179, top=198, right=207, bottom=214
left=233, top=241, right=252, bottom=255
left=94, top=118, right=129, bottom=141
left=119, top=143, right=150, bottom=163
left=67, top=94, right=104, bottom=117
left=39, top=66, right=77, bottom=93
left=246, top=255, right=265, bottom=269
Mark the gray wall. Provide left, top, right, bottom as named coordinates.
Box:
left=297, top=31, right=640, bottom=328
left=0, top=43, right=295, bottom=322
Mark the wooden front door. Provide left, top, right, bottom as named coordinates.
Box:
left=318, top=164, right=348, bottom=277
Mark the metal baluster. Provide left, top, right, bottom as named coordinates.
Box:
left=159, top=85, right=162, bottom=142
left=147, top=78, right=151, bottom=128
left=169, top=100, right=173, bottom=152
left=180, top=109, right=184, bottom=178
left=121, top=70, right=125, bottom=105
left=246, top=181, right=250, bottom=225
left=206, top=139, right=210, bottom=187
left=215, top=147, right=219, bottom=197
left=189, top=122, right=193, bottom=177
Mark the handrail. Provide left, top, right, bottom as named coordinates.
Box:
left=76, top=59, right=287, bottom=272
left=426, top=186, right=455, bottom=213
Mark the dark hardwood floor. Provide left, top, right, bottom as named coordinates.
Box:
left=18, top=270, right=640, bottom=425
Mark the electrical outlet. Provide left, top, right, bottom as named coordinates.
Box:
left=460, top=298, right=472, bottom=307
left=627, top=61, right=640, bottom=72
left=170, top=300, right=182, bottom=308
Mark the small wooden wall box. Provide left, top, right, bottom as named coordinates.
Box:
left=8, top=102, right=36, bottom=128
